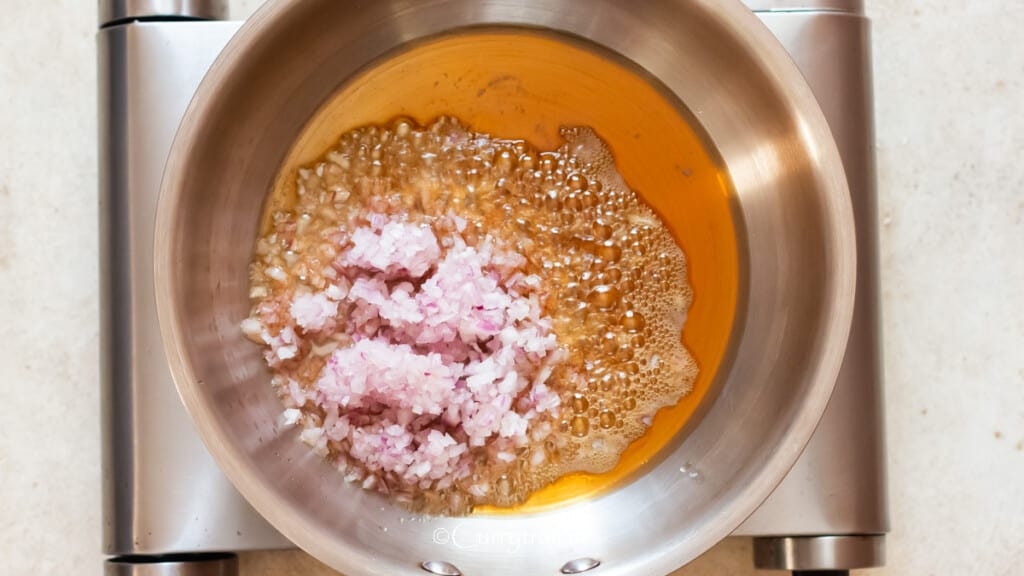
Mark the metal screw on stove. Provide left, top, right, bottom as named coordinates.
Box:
left=420, top=560, right=462, bottom=576
left=560, top=557, right=602, bottom=574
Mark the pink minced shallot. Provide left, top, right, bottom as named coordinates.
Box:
left=243, top=213, right=561, bottom=497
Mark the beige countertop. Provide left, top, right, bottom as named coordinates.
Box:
left=1, top=1, right=1021, bottom=574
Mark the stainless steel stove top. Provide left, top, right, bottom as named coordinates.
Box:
left=98, top=2, right=887, bottom=574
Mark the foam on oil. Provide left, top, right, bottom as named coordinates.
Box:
left=268, top=30, right=740, bottom=513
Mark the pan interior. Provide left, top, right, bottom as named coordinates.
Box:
left=266, top=29, right=741, bottom=513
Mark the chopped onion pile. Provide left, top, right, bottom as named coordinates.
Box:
left=243, top=214, right=562, bottom=494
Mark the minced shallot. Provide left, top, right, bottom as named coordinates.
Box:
left=245, top=213, right=561, bottom=498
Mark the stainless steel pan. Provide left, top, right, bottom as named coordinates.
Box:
left=155, top=1, right=856, bottom=574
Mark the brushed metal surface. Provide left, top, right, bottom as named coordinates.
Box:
left=752, top=535, right=886, bottom=570
left=105, top=554, right=238, bottom=576
left=99, top=0, right=228, bottom=26
left=743, top=0, right=863, bottom=13
left=154, top=1, right=855, bottom=575
left=734, top=11, right=888, bottom=538
left=419, top=560, right=462, bottom=576
left=98, top=20, right=288, bottom=555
